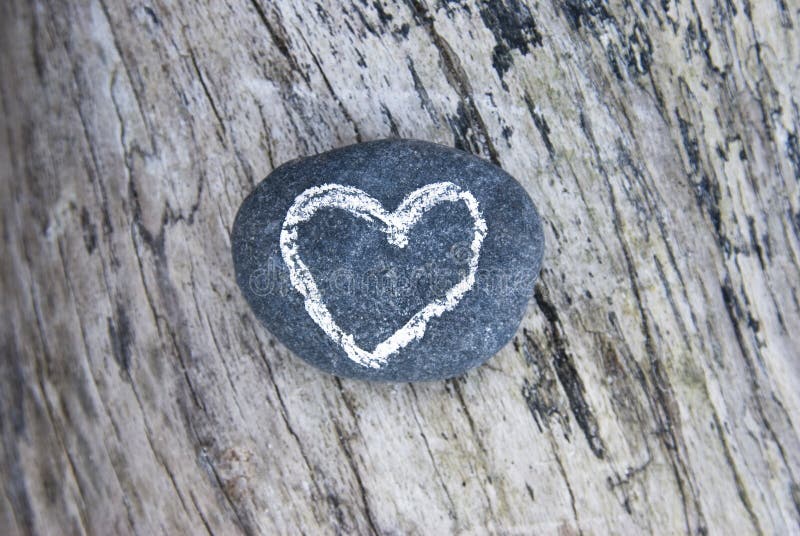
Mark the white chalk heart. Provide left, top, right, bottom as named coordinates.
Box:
left=279, top=182, right=487, bottom=369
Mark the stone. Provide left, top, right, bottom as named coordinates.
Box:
left=232, top=139, right=544, bottom=381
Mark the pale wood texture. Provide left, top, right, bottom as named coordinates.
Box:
left=2, top=0, right=799, bottom=534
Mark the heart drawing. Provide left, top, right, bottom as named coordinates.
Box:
left=279, top=181, right=487, bottom=369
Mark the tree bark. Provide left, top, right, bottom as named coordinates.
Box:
left=2, top=0, right=799, bottom=534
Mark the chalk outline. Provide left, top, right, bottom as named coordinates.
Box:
left=280, top=182, right=487, bottom=368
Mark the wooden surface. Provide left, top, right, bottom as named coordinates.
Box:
left=2, top=0, right=799, bottom=534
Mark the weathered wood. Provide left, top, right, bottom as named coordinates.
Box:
left=1, top=0, right=799, bottom=533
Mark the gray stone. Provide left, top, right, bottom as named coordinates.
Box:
left=232, top=139, right=544, bottom=381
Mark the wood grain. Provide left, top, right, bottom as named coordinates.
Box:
left=1, top=0, right=799, bottom=533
